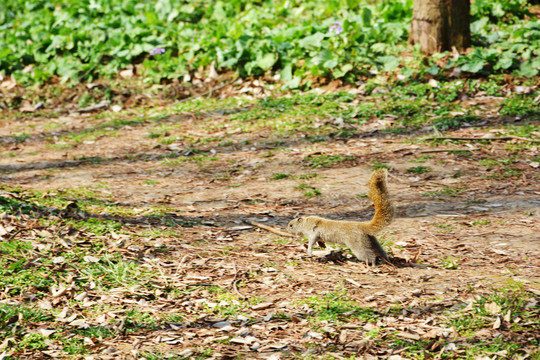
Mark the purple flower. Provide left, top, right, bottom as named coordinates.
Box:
left=329, top=21, right=344, bottom=35
left=150, top=47, right=166, bottom=56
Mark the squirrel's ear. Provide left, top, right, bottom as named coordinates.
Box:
left=298, top=218, right=303, bottom=223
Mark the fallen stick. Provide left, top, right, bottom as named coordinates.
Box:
left=231, top=261, right=247, bottom=299
left=246, top=221, right=295, bottom=238
left=424, top=136, right=539, bottom=142
left=419, top=148, right=479, bottom=153
left=248, top=220, right=327, bottom=248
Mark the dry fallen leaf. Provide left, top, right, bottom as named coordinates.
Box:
left=83, top=255, right=100, bottom=263
left=52, top=256, right=65, bottom=264
left=484, top=301, right=502, bottom=315
left=51, top=285, right=67, bottom=298
left=38, top=300, right=53, bottom=310
left=493, top=315, right=502, bottom=329
left=38, top=329, right=56, bottom=337
left=251, top=302, right=274, bottom=310
left=504, top=310, right=511, bottom=323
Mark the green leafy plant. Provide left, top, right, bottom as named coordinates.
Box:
left=2, top=0, right=536, bottom=86
left=303, top=188, right=322, bottom=197
left=441, top=256, right=460, bottom=269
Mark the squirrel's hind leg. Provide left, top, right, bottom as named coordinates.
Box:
left=346, top=238, right=377, bottom=265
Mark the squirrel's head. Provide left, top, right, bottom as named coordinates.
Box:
left=287, top=218, right=303, bottom=233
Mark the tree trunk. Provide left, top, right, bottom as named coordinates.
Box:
left=410, top=0, right=471, bottom=54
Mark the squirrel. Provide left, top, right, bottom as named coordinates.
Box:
left=287, top=169, right=394, bottom=265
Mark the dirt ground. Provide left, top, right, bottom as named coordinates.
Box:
left=0, top=101, right=539, bottom=358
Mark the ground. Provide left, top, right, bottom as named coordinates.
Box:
left=0, top=88, right=539, bottom=359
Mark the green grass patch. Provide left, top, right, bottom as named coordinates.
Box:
left=271, top=173, right=292, bottom=180
left=64, top=218, right=122, bottom=235
left=79, top=253, right=153, bottom=290
left=500, top=94, right=540, bottom=117
left=433, top=115, right=480, bottom=131
left=409, top=155, right=433, bottom=163
left=448, top=285, right=539, bottom=336
left=0, top=241, right=56, bottom=297
left=422, top=186, right=466, bottom=198
left=0, top=304, right=52, bottom=328
left=294, top=183, right=321, bottom=197
left=370, top=161, right=391, bottom=170
left=305, top=154, right=355, bottom=168
left=407, top=166, right=431, bottom=174
left=161, top=154, right=219, bottom=167
left=299, top=289, right=376, bottom=323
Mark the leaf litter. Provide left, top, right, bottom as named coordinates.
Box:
left=0, top=87, right=539, bottom=359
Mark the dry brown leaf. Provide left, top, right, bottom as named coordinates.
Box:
left=38, top=300, right=53, bottom=310
left=493, top=316, right=502, bottom=329
left=396, top=331, right=420, bottom=340
left=504, top=310, right=511, bottom=323
left=422, top=328, right=440, bottom=339
left=38, top=329, right=57, bottom=337
left=252, top=302, right=274, bottom=310
left=52, top=256, right=65, bottom=264
left=338, top=329, right=348, bottom=343
left=51, top=285, right=67, bottom=297
left=83, top=255, right=100, bottom=263
left=484, top=301, right=502, bottom=315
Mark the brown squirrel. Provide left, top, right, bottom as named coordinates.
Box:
left=287, top=169, right=394, bottom=265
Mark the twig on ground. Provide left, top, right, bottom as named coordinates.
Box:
left=7, top=229, right=24, bottom=240
left=424, top=136, right=539, bottom=143
left=179, top=81, right=231, bottom=103
left=246, top=221, right=295, bottom=238
left=78, top=100, right=109, bottom=113
left=419, top=148, right=479, bottom=153
left=345, top=278, right=363, bottom=287
left=231, top=261, right=247, bottom=300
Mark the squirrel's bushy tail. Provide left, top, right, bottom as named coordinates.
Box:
left=365, top=169, right=394, bottom=234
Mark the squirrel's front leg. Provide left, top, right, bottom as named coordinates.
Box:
left=307, top=234, right=318, bottom=256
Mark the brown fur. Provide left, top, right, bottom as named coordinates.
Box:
left=287, top=169, right=394, bottom=265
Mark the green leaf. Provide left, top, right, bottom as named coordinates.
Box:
left=299, top=32, right=325, bottom=49
left=323, top=59, right=338, bottom=69
left=492, top=2, right=505, bottom=17
left=285, top=76, right=302, bottom=89
left=256, top=53, right=276, bottom=71
left=371, top=43, right=387, bottom=53
left=167, top=8, right=179, bottom=23
left=362, top=8, right=372, bottom=26
left=495, top=56, right=513, bottom=70
left=211, top=1, right=226, bottom=20
left=332, top=64, right=353, bottom=78
left=426, top=65, right=439, bottom=75
left=400, top=66, right=418, bottom=77
left=312, top=50, right=334, bottom=66
left=280, top=63, right=293, bottom=82
left=519, top=61, right=538, bottom=76
left=470, top=17, right=489, bottom=34
left=461, top=59, right=484, bottom=73
left=379, top=56, right=399, bottom=71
